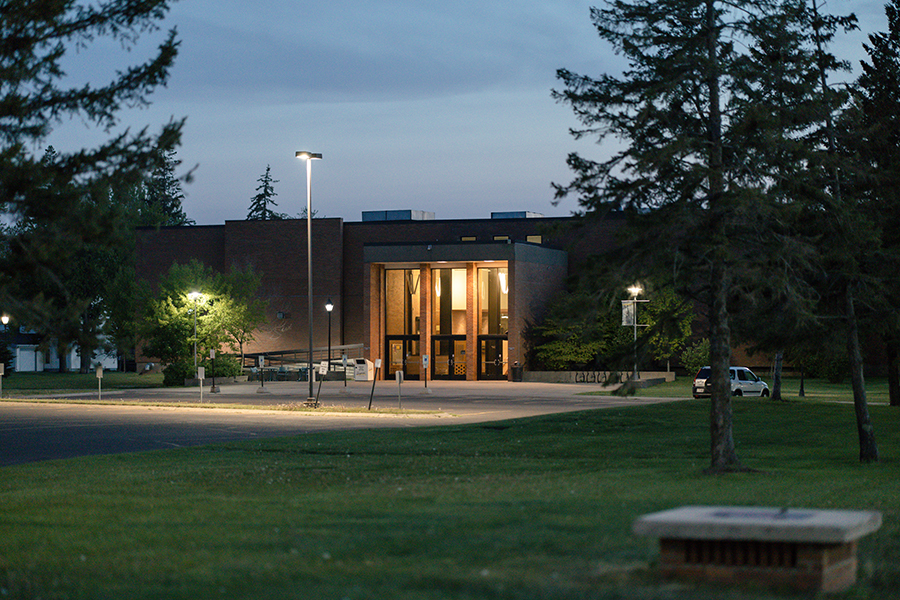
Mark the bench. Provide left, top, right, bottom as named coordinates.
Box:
left=633, top=506, right=882, bottom=593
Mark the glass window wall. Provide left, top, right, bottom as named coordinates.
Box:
left=478, top=267, right=509, bottom=335
left=385, top=269, right=420, bottom=335
left=432, top=268, right=467, bottom=335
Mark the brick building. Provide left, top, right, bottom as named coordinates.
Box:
left=135, top=210, right=623, bottom=381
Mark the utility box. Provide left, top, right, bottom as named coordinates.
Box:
left=354, top=358, right=375, bottom=381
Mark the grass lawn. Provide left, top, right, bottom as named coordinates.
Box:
left=1, top=399, right=898, bottom=599
left=633, top=375, right=894, bottom=404
left=1, top=371, right=164, bottom=394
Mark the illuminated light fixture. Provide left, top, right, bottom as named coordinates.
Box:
left=325, top=298, right=334, bottom=373
left=498, top=272, right=509, bottom=294
left=296, top=150, right=323, bottom=405
left=187, top=291, right=204, bottom=371
left=628, top=284, right=643, bottom=297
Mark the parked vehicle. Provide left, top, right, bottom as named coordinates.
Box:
left=692, top=366, right=770, bottom=398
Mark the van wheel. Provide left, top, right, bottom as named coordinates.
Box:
left=732, top=389, right=742, bottom=397
left=762, top=389, right=770, bottom=397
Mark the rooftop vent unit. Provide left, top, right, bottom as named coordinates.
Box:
left=491, top=211, right=544, bottom=219
left=362, top=210, right=435, bottom=222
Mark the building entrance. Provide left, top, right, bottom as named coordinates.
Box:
left=431, top=335, right=466, bottom=380
left=478, top=336, right=508, bottom=380
left=386, top=336, right=420, bottom=380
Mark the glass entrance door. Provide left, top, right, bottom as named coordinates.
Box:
left=478, top=336, right=508, bottom=380
left=431, top=335, right=466, bottom=380
left=386, top=336, right=420, bottom=380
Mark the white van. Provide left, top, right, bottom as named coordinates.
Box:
left=692, top=366, right=770, bottom=398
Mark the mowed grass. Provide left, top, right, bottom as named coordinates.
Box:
left=1, top=400, right=898, bottom=600
left=2, top=371, right=164, bottom=394
left=633, top=374, right=894, bottom=404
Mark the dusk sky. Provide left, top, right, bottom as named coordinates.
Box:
left=54, top=0, right=885, bottom=225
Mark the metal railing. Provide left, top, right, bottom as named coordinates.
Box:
left=242, top=344, right=365, bottom=381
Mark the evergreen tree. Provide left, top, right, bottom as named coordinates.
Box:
left=0, top=0, right=184, bottom=329
left=553, top=0, right=852, bottom=472
left=143, top=149, right=194, bottom=226
left=851, top=0, right=900, bottom=410
left=247, top=165, right=285, bottom=220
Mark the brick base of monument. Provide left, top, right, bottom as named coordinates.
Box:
left=658, top=538, right=858, bottom=593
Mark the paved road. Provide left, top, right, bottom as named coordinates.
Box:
left=0, top=380, right=678, bottom=467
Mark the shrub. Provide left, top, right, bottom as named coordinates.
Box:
left=162, top=360, right=193, bottom=387
left=804, top=351, right=848, bottom=384
left=200, top=355, right=242, bottom=378
left=681, top=338, right=710, bottom=376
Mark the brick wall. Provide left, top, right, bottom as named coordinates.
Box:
left=136, top=215, right=617, bottom=367
left=136, top=219, right=344, bottom=361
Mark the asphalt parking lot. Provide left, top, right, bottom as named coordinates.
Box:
left=0, top=379, right=679, bottom=466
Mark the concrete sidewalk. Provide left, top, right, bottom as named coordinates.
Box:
left=48, top=378, right=628, bottom=407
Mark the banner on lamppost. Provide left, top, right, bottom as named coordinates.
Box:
left=621, top=300, right=635, bottom=326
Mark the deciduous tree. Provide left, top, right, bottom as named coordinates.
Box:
left=140, top=261, right=266, bottom=384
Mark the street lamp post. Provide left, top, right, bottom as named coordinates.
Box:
left=296, top=151, right=322, bottom=404
left=627, top=285, right=643, bottom=381
left=1, top=315, right=8, bottom=395
left=188, top=291, right=203, bottom=372
left=325, top=298, right=334, bottom=373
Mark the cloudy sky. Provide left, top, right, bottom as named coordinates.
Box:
left=54, top=0, right=886, bottom=225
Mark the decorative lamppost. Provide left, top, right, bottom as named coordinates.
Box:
left=1, top=314, right=8, bottom=387
left=188, top=291, right=203, bottom=372
left=296, top=151, right=322, bottom=404
left=625, top=285, right=645, bottom=381
left=325, top=298, right=334, bottom=373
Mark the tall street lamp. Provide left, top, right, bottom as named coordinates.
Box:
left=188, top=291, right=203, bottom=372
left=1, top=314, right=8, bottom=382
left=325, top=298, right=334, bottom=373
left=296, top=151, right=322, bottom=404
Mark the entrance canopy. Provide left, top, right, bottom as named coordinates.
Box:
left=364, top=241, right=566, bottom=381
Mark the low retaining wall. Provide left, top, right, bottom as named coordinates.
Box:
left=523, top=371, right=676, bottom=385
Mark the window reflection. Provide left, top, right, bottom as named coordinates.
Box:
left=385, top=269, right=420, bottom=335
left=478, top=267, right=508, bottom=335
left=432, top=268, right=467, bottom=335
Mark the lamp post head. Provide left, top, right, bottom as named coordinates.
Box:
left=325, top=298, right=334, bottom=313
left=1, top=315, right=8, bottom=326
left=295, top=151, right=323, bottom=161
left=188, top=291, right=203, bottom=303
left=627, top=285, right=643, bottom=298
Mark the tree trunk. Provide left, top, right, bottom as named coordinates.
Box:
left=886, top=335, right=900, bottom=407
left=799, top=362, right=805, bottom=397
left=707, top=261, right=741, bottom=473
left=771, top=351, right=784, bottom=402
left=57, top=342, right=68, bottom=374
left=846, top=286, right=879, bottom=462
left=703, top=0, right=742, bottom=474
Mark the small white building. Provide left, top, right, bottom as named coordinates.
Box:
left=9, top=339, right=118, bottom=373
